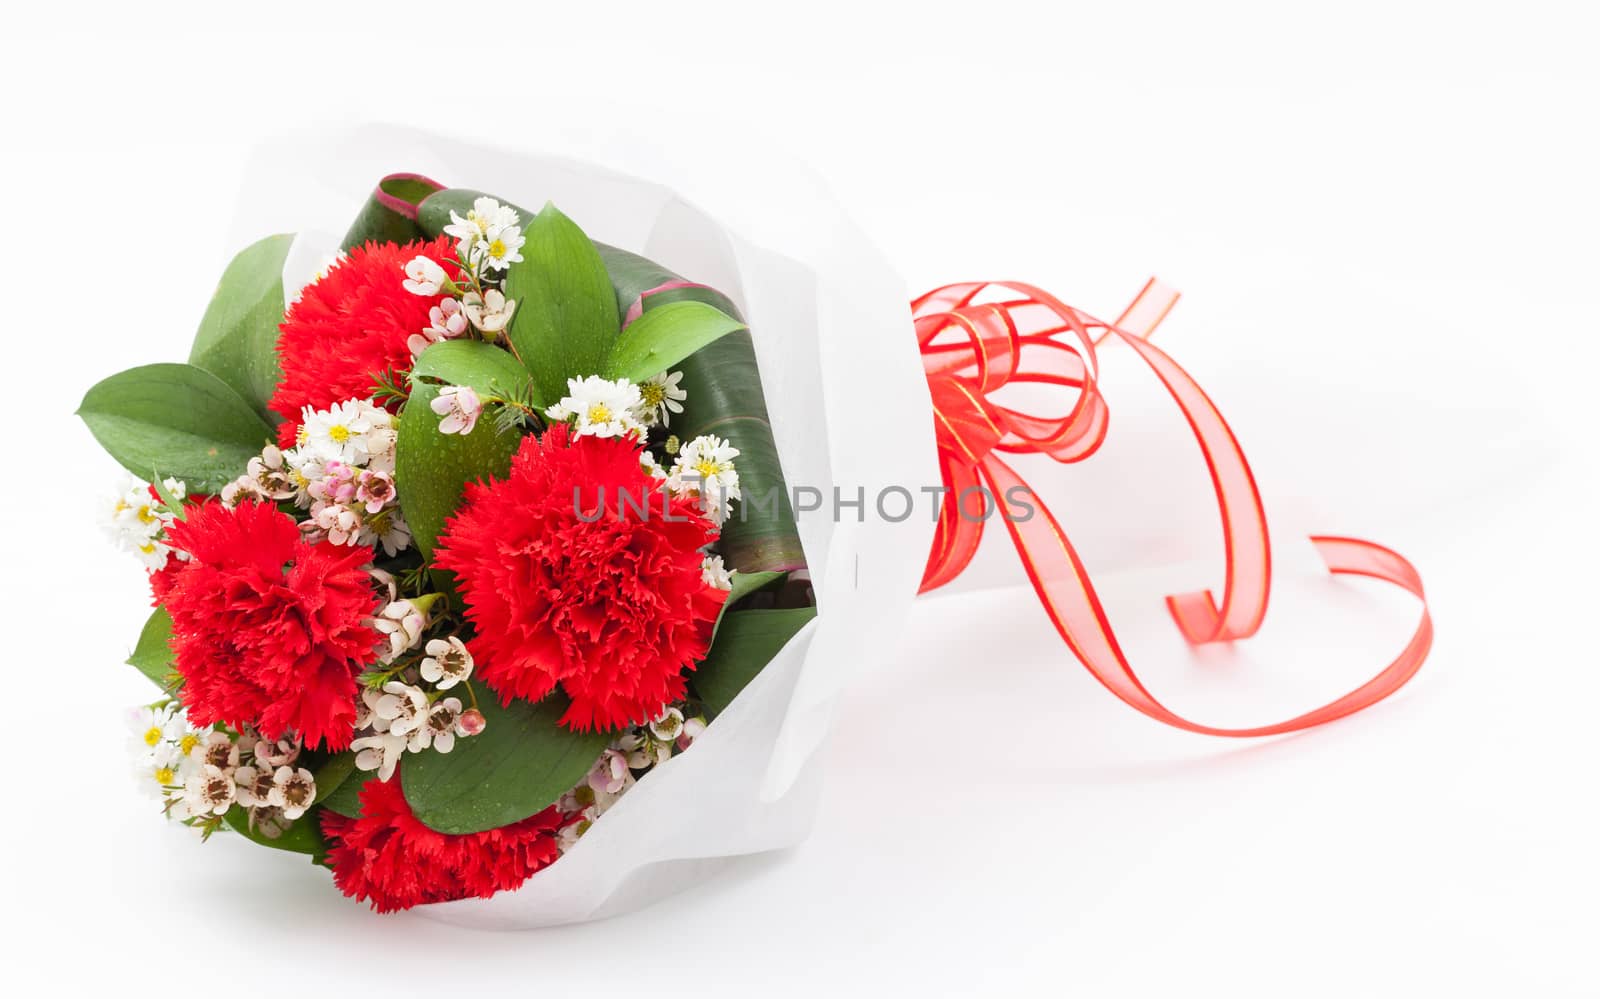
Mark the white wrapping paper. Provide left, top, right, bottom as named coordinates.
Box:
left=227, top=123, right=939, bottom=928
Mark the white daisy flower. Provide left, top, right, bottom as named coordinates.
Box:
left=268, top=766, right=317, bottom=820
left=461, top=289, right=516, bottom=335
left=127, top=703, right=180, bottom=758
left=402, top=255, right=448, bottom=296
left=444, top=197, right=519, bottom=253
left=298, top=400, right=390, bottom=465
left=701, top=554, right=734, bottom=590
left=133, top=758, right=181, bottom=799
left=430, top=385, right=482, bottom=436
left=636, top=370, right=687, bottom=427
left=545, top=376, right=646, bottom=440
left=669, top=434, right=742, bottom=525
left=474, top=224, right=525, bottom=272
left=419, top=637, right=473, bottom=689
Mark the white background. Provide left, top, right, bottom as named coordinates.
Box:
left=4, top=1, right=1597, bottom=994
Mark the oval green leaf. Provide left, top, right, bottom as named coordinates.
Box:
left=187, top=233, right=293, bottom=420
left=126, top=607, right=176, bottom=688
left=502, top=202, right=621, bottom=405
left=402, top=693, right=611, bottom=834
left=605, top=300, right=746, bottom=383
left=412, top=339, right=541, bottom=406
left=395, top=382, right=520, bottom=557
left=77, top=363, right=275, bottom=495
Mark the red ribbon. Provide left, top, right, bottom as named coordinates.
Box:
left=915, top=280, right=1432, bottom=736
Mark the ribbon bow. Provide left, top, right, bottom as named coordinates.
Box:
left=915, top=280, right=1432, bottom=736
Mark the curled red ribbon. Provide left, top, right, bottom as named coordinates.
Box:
left=915, top=280, right=1432, bottom=736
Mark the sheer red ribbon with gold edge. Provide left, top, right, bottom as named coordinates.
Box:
left=914, top=280, right=1432, bottom=736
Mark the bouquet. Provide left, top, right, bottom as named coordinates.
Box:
left=84, top=170, right=847, bottom=915
left=83, top=129, right=1434, bottom=926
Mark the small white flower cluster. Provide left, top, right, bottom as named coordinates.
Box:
left=668, top=434, right=742, bottom=526
left=350, top=652, right=483, bottom=781
left=544, top=371, right=688, bottom=441
left=403, top=197, right=523, bottom=356
left=222, top=399, right=411, bottom=556
left=129, top=704, right=314, bottom=838
left=353, top=584, right=484, bottom=780
left=106, top=477, right=188, bottom=570
left=558, top=705, right=706, bottom=851
left=701, top=554, right=734, bottom=590
left=444, top=197, right=526, bottom=276
left=546, top=375, right=647, bottom=439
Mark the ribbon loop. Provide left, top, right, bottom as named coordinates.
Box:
left=915, top=280, right=1431, bottom=736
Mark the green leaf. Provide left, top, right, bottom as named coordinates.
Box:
left=126, top=608, right=175, bottom=688
left=186, top=233, right=293, bottom=420
left=596, top=246, right=805, bottom=572
left=342, top=173, right=444, bottom=251
left=223, top=805, right=327, bottom=862
left=712, top=571, right=784, bottom=642
left=411, top=339, right=541, bottom=406
left=77, top=363, right=275, bottom=495
left=318, top=769, right=373, bottom=819
left=694, top=608, right=818, bottom=718
left=605, top=300, right=746, bottom=383
left=394, top=382, right=520, bottom=557
left=402, top=693, right=610, bottom=835
left=502, top=203, right=622, bottom=404
left=312, top=752, right=357, bottom=805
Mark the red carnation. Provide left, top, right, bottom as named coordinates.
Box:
left=435, top=426, right=728, bottom=731
left=268, top=236, right=456, bottom=447
left=320, top=777, right=568, bottom=912
left=158, top=501, right=381, bottom=750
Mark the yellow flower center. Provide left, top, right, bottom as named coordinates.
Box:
left=296, top=426, right=308, bottom=445
left=153, top=767, right=175, bottom=786
left=178, top=733, right=200, bottom=756
left=137, top=505, right=157, bottom=525
left=640, top=383, right=665, bottom=407
left=138, top=541, right=158, bottom=555
left=694, top=459, right=720, bottom=479
left=586, top=403, right=613, bottom=424
left=328, top=425, right=351, bottom=444
left=488, top=238, right=507, bottom=258
left=143, top=726, right=163, bottom=747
